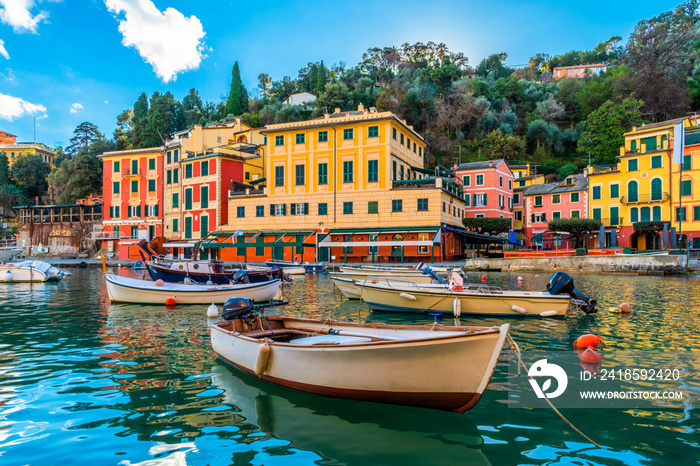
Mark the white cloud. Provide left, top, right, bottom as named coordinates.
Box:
left=105, top=0, right=206, bottom=83
left=0, top=92, right=46, bottom=121
left=0, top=39, right=8, bottom=59
left=0, top=0, right=49, bottom=33
left=69, top=102, right=83, bottom=113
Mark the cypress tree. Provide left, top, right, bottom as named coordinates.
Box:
left=315, top=60, right=327, bottom=97
left=226, top=62, right=243, bottom=116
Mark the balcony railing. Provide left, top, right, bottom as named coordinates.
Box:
left=229, top=188, right=265, bottom=197
left=620, top=192, right=669, bottom=205
left=122, top=169, right=141, bottom=178
left=392, top=177, right=465, bottom=201
left=599, top=217, right=624, bottom=227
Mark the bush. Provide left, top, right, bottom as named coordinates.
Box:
left=575, top=248, right=587, bottom=256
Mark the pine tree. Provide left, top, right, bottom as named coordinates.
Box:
left=226, top=62, right=243, bottom=116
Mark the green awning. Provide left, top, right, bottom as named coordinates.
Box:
left=249, top=177, right=266, bottom=185
left=531, top=234, right=543, bottom=242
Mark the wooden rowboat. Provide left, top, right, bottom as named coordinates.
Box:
left=210, top=298, right=509, bottom=412
left=104, top=274, right=281, bottom=304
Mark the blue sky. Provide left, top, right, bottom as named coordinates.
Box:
left=0, top=0, right=683, bottom=148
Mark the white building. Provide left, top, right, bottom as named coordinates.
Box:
left=283, top=92, right=317, bottom=106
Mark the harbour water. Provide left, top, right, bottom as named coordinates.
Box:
left=0, top=268, right=698, bottom=465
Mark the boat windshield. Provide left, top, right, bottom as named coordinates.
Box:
left=15, top=260, right=53, bottom=273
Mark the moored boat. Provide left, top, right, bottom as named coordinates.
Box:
left=266, top=259, right=325, bottom=274
left=210, top=297, right=510, bottom=413
left=0, top=260, right=70, bottom=283
left=356, top=272, right=596, bottom=317
left=104, top=274, right=281, bottom=304
left=330, top=273, right=437, bottom=300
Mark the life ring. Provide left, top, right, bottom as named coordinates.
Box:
left=178, top=264, right=184, bottom=270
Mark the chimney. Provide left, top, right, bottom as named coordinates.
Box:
left=369, top=107, right=376, bottom=113
left=334, top=108, right=341, bottom=114
left=489, top=161, right=493, bottom=167
left=358, top=103, right=364, bottom=112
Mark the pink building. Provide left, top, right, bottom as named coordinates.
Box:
left=523, top=174, right=589, bottom=247
left=553, top=63, right=607, bottom=79
left=455, top=160, right=514, bottom=220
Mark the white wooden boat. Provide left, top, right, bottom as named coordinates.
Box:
left=249, top=264, right=305, bottom=275
left=266, top=259, right=324, bottom=273
left=331, top=274, right=439, bottom=300
left=210, top=298, right=509, bottom=412
left=330, top=271, right=435, bottom=283
left=0, top=260, right=70, bottom=282
left=104, top=274, right=281, bottom=304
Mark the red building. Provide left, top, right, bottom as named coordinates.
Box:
left=455, top=160, right=514, bottom=220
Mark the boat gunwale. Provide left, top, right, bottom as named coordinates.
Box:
left=354, top=280, right=571, bottom=300
left=104, top=274, right=280, bottom=293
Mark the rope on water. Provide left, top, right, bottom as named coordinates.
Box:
left=505, top=333, right=603, bottom=449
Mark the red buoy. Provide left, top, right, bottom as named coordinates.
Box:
left=579, top=347, right=602, bottom=364
left=574, top=334, right=604, bottom=351
left=481, top=275, right=487, bottom=282
left=165, top=298, right=176, bottom=306
left=155, top=279, right=165, bottom=286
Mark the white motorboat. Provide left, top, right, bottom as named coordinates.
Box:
left=104, top=274, right=281, bottom=304
left=0, top=260, right=70, bottom=282
left=211, top=298, right=510, bottom=412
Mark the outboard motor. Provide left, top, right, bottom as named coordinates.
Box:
left=231, top=270, right=250, bottom=284
left=222, top=297, right=254, bottom=321
left=421, top=265, right=447, bottom=284
left=546, top=272, right=597, bottom=314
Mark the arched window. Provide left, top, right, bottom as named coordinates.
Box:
left=628, top=180, right=639, bottom=202
left=630, top=140, right=637, bottom=152
left=661, top=135, right=668, bottom=149
left=651, top=178, right=662, bottom=201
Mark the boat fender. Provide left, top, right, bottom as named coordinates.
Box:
left=453, top=297, right=461, bottom=317
left=511, top=305, right=527, bottom=314
left=579, top=347, right=602, bottom=364
left=165, top=298, right=176, bottom=306
left=255, top=342, right=271, bottom=375
left=155, top=279, right=164, bottom=286
left=206, top=303, right=218, bottom=317
left=574, top=334, right=604, bottom=351
left=0, top=271, right=12, bottom=282
left=539, top=310, right=558, bottom=317
left=399, top=292, right=417, bottom=301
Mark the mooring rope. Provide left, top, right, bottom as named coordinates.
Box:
left=505, top=333, right=603, bottom=449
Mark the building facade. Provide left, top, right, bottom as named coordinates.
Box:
left=0, top=129, right=56, bottom=167
left=670, top=121, right=700, bottom=248
left=213, top=105, right=466, bottom=263
left=509, top=163, right=546, bottom=231
left=455, top=160, right=514, bottom=221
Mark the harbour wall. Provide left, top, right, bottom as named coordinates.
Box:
left=464, top=254, right=688, bottom=274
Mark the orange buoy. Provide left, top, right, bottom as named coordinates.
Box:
left=165, top=298, right=176, bottom=306
left=619, top=302, right=632, bottom=313
left=573, top=334, right=604, bottom=351
left=155, top=279, right=165, bottom=286
left=481, top=275, right=487, bottom=282
left=579, top=347, right=602, bottom=364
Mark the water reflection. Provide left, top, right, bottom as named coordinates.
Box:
left=210, top=364, right=491, bottom=466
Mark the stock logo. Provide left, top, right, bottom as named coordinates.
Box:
left=528, top=359, right=568, bottom=399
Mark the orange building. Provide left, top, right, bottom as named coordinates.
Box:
left=553, top=63, right=607, bottom=79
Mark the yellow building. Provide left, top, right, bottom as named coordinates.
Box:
left=587, top=118, right=695, bottom=250
left=0, top=134, right=56, bottom=167
left=509, top=163, right=546, bottom=230
left=215, top=105, right=466, bottom=263
left=670, top=117, right=700, bottom=248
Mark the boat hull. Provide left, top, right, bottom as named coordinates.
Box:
left=265, top=261, right=323, bottom=274
left=0, top=263, right=63, bottom=282
left=357, top=283, right=571, bottom=317
left=211, top=318, right=509, bottom=413
left=145, top=262, right=284, bottom=284
left=105, top=274, right=281, bottom=304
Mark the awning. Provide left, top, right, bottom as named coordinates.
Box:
left=163, top=242, right=198, bottom=248
left=249, top=177, right=266, bottom=185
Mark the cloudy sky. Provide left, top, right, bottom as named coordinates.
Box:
left=0, top=0, right=681, bottom=147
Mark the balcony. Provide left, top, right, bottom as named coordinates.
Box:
left=620, top=192, right=669, bottom=205
left=122, top=169, right=141, bottom=179
left=599, top=217, right=624, bottom=227
left=229, top=188, right=265, bottom=198
left=392, top=177, right=465, bottom=201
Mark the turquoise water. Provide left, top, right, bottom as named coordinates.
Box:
left=0, top=268, right=698, bottom=465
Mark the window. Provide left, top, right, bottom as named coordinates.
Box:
left=201, top=186, right=209, bottom=208
left=343, top=128, right=353, bottom=140
left=677, top=207, right=687, bottom=222
left=641, top=206, right=650, bottom=222
left=368, top=160, right=378, bottom=183
left=392, top=199, right=402, bottom=212
left=651, top=178, right=663, bottom=200
left=318, top=131, right=328, bottom=143
left=237, top=206, right=245, bottom=218
left=148, top=179, right=156, bottom=192
left=474, top=193, right=487, bottom=207
left=681, top=179, right=692, bottom=196
left=201, top=161, right=209, bottom=176
left=131, top=180, right=138, bottom=193
left=519, top=180, right=526, bottom=187
left=571, top=192, right=579, bottom=203
left=476, top=174, right=484, bottom=186
left=392, top=160, right=397, bottom=180
left=463, top=175, right=470, bottom=187
left=514, top=210, right=522, bottom=221
left=368, top=201, right=378, bottom=214
left=651, top=155, right=662, bottom=169
left=256, top=205, right=264, bottom=217
left=509, top=179, right=512, bottom=190
left=318, top=163, right=328, bottom=185
left=291, top=203, right=308, bottom=215
left=653, top=206, right=661, bottom=221
left=413, top=142, right=416, bottom=153
left=173, top=218, right=178, bottom=232
left=131, top=159, right=138, bottom=175
left=295, top=164, right=305, bottom=185
left=275, top=166, right=284, bottom=187
left=148, top=158, right=155, bottom=170
left=499, top=176, right=503, bottom=187
left=406, top=137, right=411, bottom=149
left=465, top=195, right=470, bottom=207
left=417, top=198, right=428, bottom=211
left=552, top=211, right=561, bottom=219
left=147, top=205, right=158, bottom=217
left=114, top=161, right=120, bottom=173
left=610, top=184, right=619, bottom=199
left=318, top=203, right=328, bottom=215
left=295, top=133, right=305, bottom=144
left=628, top=180, right=638, bottom=202
left=592, top=208, right=601, bottom=220
left=113, top=206, right=120, bottom=218
left=499, top=194, right=505, bottom=207
left=419, top=147, right=422, bottom=158
left=610, top=207, right=620, bottom=225
left=571, top=210, right=580, bottom=218
left=392, top=128, right=397, bottom=140
left=167, top=170, right=172, bottom=184
left=201, top=216, right=209, bottom=238
left=275, top=135, right=284, bottom=146
left=642, top=136, right=657, bottom=151
left=185, top=189, right=192, bottom=210
left=185, top=164, right=192, bottom=178
left=683, top=155, right=691, bottom=171
left=173, top=150, right=179, bottom=162
left=245, top=172, right=250, bottom=180
left=400, top=134, right=404, bottom=145
left=628, top=159, right=638, bottom=172
left=368, top=126, right=379, bottom=138
left=631, top=207, right=639, bottom=223
left=172, top=193, right=179, bottom=208
left=534, top=196, right=543, bottom=207
left=513, top=193, right=520, bottom=204
left=113, top=181, right=120, bottom=194
left=173, top=168, right=178, bottom=183
left=275, top=204, right=286, bottom=216
left=343, top=161, right=353, bottom=183
left=592, top=186, right=601, bottom=200
left=552, top=194, right=560, bottom=204
left=695, top=206, right=700, bottom=221
left=343, top=202, right=353, bottom=214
